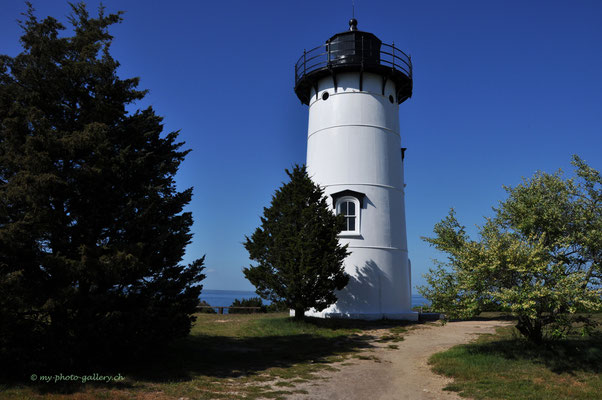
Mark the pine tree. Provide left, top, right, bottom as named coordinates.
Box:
left=244, top=165, right=350, bottom=320
left=0, top=3, right=205, bottom=373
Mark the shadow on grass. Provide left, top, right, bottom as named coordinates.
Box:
left=123, top=331, right=374, bottom=383
left=122, top=316, right=426, bottom=383
left=466, top=333, right=602, bottom=375
left=6, top=315, right=425, bottom=395
left=128, top=316, right=428, bottom=380
left=301, top=315, right=420, bottom=331
left=17, top=332, right=374, bottom=395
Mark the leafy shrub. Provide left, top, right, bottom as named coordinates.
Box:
left=266, top=301, right=290, bottom=313
left=229, top=297, right=266, bottom=314
left=198, top=300, right=217, bottom=314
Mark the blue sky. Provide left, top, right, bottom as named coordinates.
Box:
left=2, top=1, right=601, bottom=292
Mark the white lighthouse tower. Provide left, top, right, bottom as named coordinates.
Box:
left=294, top=19, right=417, bottom=320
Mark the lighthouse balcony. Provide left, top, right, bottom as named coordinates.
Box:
left=294, top=31, right=413, bottom=105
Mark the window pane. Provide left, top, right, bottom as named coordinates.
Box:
left=339, top=201, right=348, bottom=216
left=348, top=201, right=355, bottom=216
left=348, top=217, right=355, bottom=231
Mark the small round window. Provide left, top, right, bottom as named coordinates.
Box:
left=322, top=91, right=329, bottom=101
left=389, top=95, right=395, bottom=103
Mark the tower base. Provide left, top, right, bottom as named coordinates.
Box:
left=290, top=309, right=419, bottom=321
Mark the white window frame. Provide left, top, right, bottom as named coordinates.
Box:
left=336, top=196, right=361, bottom=237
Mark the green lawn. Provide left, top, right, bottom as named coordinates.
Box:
left=0, top=313, right=413, bottom=400
left=429, top=316, right=602, bottom=400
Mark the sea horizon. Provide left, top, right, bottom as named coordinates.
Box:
left=200, top=289, right=430, bottom=310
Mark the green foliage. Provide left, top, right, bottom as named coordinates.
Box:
left=266, top=300, right=290, bottom=313
left=420, top=156, right=602, bottom=342
left=0, top=3, right=205, bottom=375
left=243, top=165, right=350, bottom=320
left=199, top=300, right=217, bottom=314
left=229, top=297, right=266, bottom=314
left=2, top=312, right=377, bottom=399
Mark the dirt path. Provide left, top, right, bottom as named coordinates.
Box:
left=288, top=320, right=513, bottom=400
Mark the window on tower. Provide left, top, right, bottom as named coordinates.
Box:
left=336, top=196, right=360, bottom=235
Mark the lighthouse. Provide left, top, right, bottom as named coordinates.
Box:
left=294, top=19, right=417, bottom=320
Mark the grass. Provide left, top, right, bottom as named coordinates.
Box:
left=429, top=315, right=602, bottom=400
left=1, top=312, right=414, bottom=400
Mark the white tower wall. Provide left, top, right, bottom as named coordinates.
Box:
left=304, top=72, right=417, bottom=320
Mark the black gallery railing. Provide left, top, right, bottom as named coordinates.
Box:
left=294, top=39, right=412, bottom=86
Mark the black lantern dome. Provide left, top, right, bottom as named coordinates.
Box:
left=294, top=19, right=413, bottom=105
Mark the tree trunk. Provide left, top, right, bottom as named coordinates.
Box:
left=294, top=307, right=305, bottom=321
left=516, top=316, right=543, bottom=344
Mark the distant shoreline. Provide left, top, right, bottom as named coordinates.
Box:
left=200, top=289, right=430, bottom=309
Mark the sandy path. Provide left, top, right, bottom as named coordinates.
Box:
left=288, top=320, right=513, bottom=400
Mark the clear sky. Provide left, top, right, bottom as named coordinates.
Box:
left=2, top=1, right=601, bottom=292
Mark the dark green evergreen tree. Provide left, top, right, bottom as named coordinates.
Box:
left=244, top=165, right=350, bottom=320
left=0, top=3, right=205, bottom=374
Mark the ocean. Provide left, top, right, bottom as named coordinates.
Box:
left=200, top=289, right=430, bottom=313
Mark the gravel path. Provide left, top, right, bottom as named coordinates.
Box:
left=288, top=320, right=513, bottom=400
